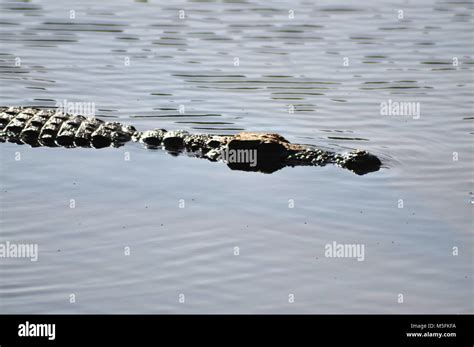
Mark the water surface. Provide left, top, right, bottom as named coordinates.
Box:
left=0, top=0, right=472, bottom=313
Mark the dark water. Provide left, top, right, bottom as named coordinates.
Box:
left=0, top=0, right=472, bottom=313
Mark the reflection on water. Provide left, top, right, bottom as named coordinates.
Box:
left=0, top=0, right=472, bottom=313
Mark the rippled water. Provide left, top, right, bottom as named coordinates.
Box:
left=0, top=0, right=472, bottom=313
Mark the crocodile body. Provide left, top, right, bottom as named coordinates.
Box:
left=0, top=107, right=382, bottom=174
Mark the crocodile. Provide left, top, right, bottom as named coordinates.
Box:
left=0, top=106, right=382, bottom=175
